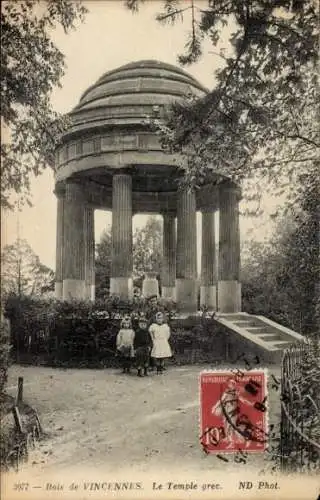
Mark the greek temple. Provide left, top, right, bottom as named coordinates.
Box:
left=54, top=60, right=241, bottom=313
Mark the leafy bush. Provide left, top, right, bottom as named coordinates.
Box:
left=4, top=294, right=224, bottom=368
left=0, top=319, right=11, bottom=398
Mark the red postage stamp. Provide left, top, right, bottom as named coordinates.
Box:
left=200, top=370, right=268, bottom=453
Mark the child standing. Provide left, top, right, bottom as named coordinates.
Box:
left=134, top=316, right=152, bottom=377
left=149, top=311, right=172, bottom=374
left=116, top=317, right=135, bottom=373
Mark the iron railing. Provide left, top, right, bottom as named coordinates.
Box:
left=280, top=339, right=320, bottom=473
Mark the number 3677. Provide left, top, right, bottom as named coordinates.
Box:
left=14, top=483, right=29, bottom=491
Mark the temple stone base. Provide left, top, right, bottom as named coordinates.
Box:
left=110, top=277, right=133, bottom=300
left=218, top=280, right=241, bottom=313
left=63, top=279, right=86, bottom=301
left=54, top=282, right=63, bottom=300
left=200, top=285, right=217, bottom=310
left=142, top=273, right=159, bottom=298
left=176, top=278, right=197, bottom=312
left=161, top=286, right=176, bottom=301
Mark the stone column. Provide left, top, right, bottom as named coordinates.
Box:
left=84, top=206, right=95, bottom=301
left=110, top=173, right=133, bottom=299
left=161, top=212, right=176, bottom=300
left=62, top=182, right=86, bottom=300
left=200, top=210, right=217, bottom=310
left=176, top=187, right=198, bottom=311
left=218, top=185, right=241, bottom=313
left=54, top=187, right=65, bottom=299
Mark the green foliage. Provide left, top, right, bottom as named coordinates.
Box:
left=280, top=339, right=320, bottom=472
left=95, top=229, right=112, bottom=300
left=1, top=0, right=87, bottom=209
left=95, top=217, right=163, bottom=298
left=0, top=319, right=11, bottom=397
left=241, top=191, right=320, bottom=334
left=4, top=294, right=225, bottom=368
left=133, top=216, right=163, bottom=276
left=1, top=238, right=54, bottom=299
left=128, top=1, right=319, bottom=206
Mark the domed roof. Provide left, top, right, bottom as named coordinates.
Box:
left=65, top=60, right=207, bottom=139
left=76, top=60, right=207, bottom=111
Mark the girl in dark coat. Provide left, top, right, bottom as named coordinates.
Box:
left=134, top=317, right=152, bottom=377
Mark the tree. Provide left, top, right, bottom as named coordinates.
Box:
left=94, top=217, right=163, bottom=297
left=1, top=238, right=54, bottom=298
left=241, top=190, right=319, bottom=335
left=127, top=1, right=319, bottom=206
left=1, top=0, right=87, bottom=209
left=95, top=228, right=112, bottom=300
left=133, top=216, right=163, bottom=278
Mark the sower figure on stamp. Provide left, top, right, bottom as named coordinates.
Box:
left=116, top=317, right=135, bottom=374
left=211, top=379, right=253, bottom=449
left=149, top=311, right=172, bottom=374
left=134, top=316, right=152, bottom=377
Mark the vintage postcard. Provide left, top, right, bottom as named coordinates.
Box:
left=1, top=1, right=319, bottom=499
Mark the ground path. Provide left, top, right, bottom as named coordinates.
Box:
left=6, top=364, right=281, bottom=478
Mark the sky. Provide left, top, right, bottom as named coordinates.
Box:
left=2, top=0, right=281, bottom=270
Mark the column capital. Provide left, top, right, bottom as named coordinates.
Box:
left=65, top=181, right=85, bottom=201
left=177, top=183, right=196, bottom=195
left=161, top=209, right=177, bottom=218
left=112, top=169, right=132, bottom=180
left=54, top=182, right=66, bottom=199
left=201, top=206, right=217, bottom=214
left=219, top=182, right=242, bottom=201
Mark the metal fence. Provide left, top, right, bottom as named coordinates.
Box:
left=280, top=340, right=320, bottom=473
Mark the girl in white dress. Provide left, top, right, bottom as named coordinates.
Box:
left=149, top=312, right=172, bottom=374
left=116, top=317, right=135, bottom=373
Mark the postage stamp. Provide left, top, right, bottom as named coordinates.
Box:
left=200, top=369, right=268, bottom=453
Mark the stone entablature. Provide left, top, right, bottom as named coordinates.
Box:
left=56, top=132, right=165, bottom=167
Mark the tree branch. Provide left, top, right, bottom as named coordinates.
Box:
left=156, top=6, right=190, bottom=23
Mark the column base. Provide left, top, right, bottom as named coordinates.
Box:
left=86, top=284, right=95, bottom=301
left=110, top=277, right=133, bottom=300
left=217, top=281, right=241, bottom=313
left=54, top=282, right=63, bottom=300
left=200, top=285, right=217, bottom=310
left=142, top=273, right=160, bottom=298
left=63, top=279, right=86, bottom=301
left=176, top=278, right=198, bottom=312
left=161, top=286, right=176, bottom=301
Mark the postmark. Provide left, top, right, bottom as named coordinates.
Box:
left=200, top=370, right=268, bottom=453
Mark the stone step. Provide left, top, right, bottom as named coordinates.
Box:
left=257, top=333, right=284, bottom=342
left=269, top=340, right=292, bottom=347
left=232, top=322, right=301, bottom=342
left=234, top=322, right=259, bottom=328
left=246, top=327, right=278, bottom=334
